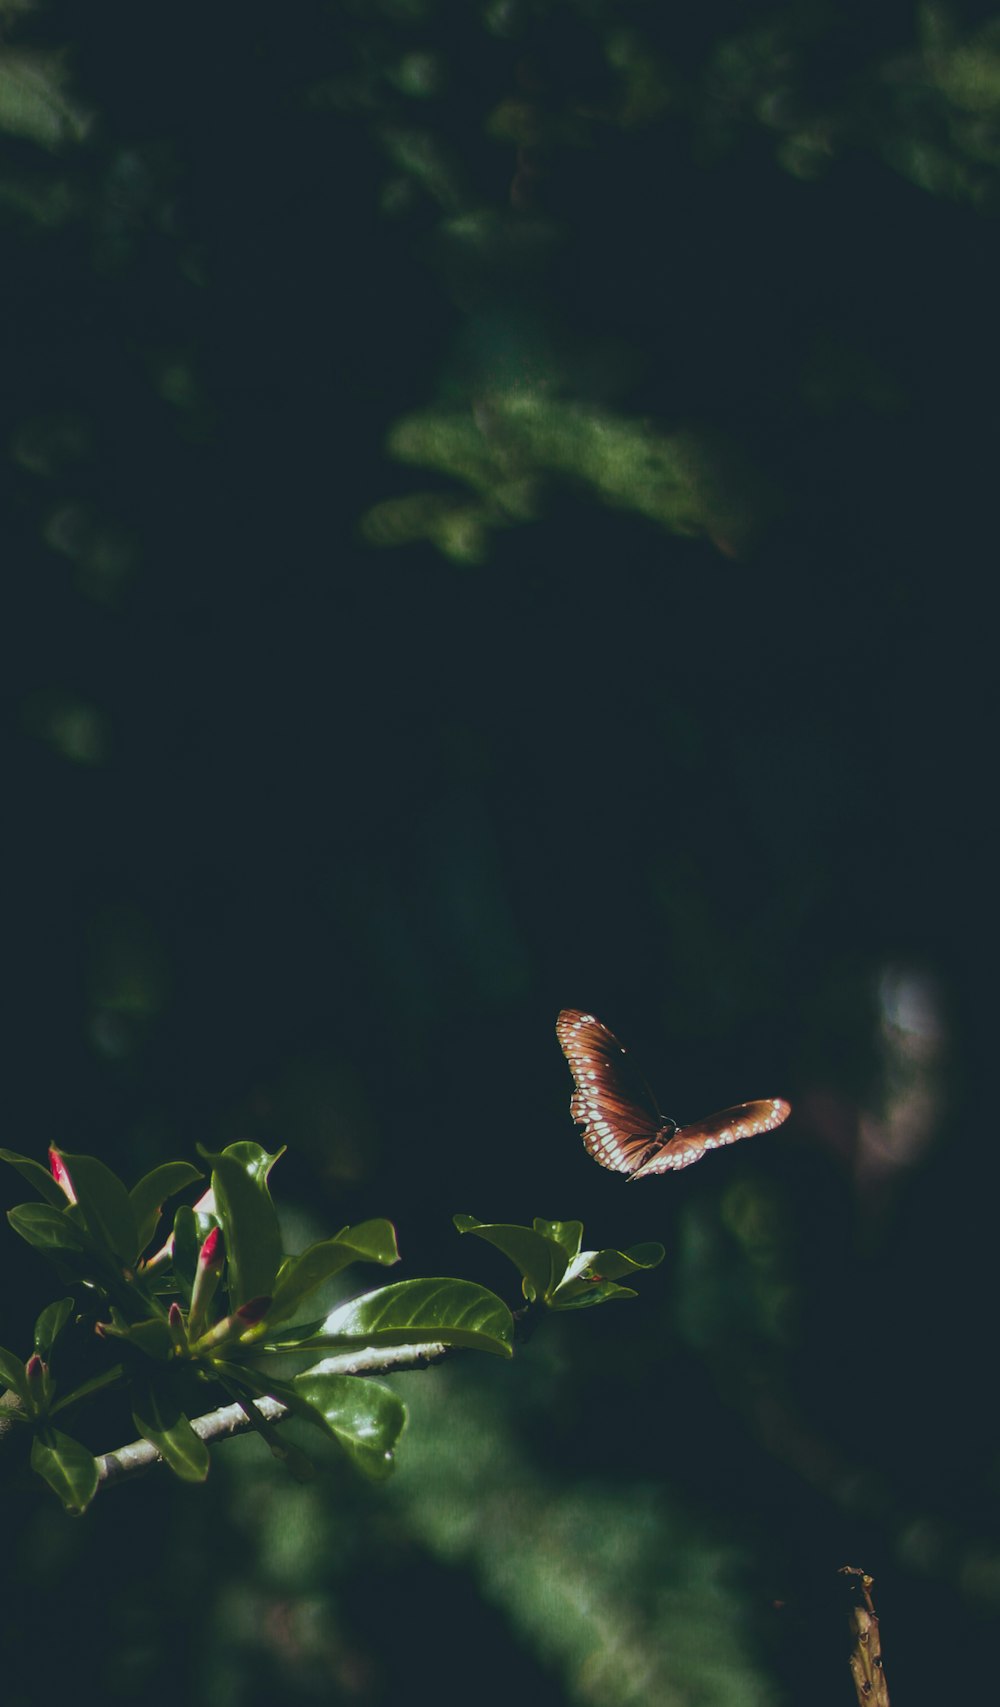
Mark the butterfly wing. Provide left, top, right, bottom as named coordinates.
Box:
left=629, top=1097, right=791, bottom=1179
left=556, top=1008, right=673, bottom=1174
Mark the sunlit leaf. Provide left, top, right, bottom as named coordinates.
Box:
left=198, top=1148, right=283, bottom=1309
left=548, top=1281, right=639, bottom=1309
left=550, top=1242, right=664, bottom=1309
left=130, top=1161, right=203, bottom=1258
left=31, top=1428, right=99, bottom=1514
left=292, top=1370, right=406, bottom=1480
left=315, top=1277, right=513, bottom=1358
left=132, top=1379, right=210, bottom=1482
left=454, top=1215, right=567, bottom=1301
left=268, top=1219, right=400, bottom=1323
left=219, top=1140, right=285, bottom=1188
left=533, top=1219, right=584, bottom=1260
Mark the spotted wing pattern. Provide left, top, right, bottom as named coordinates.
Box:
left=556, top=1008, right=790, bottom=1180
left=628, top=1096, right=791, bottom=1179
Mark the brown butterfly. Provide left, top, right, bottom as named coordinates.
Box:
left=556, top=1008, right=790, bottom=1180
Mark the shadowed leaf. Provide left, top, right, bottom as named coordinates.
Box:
left=31, top=1428, right=99, bottom=1514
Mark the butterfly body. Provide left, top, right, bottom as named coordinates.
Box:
left=556, top=1008, right=790, bottom=1179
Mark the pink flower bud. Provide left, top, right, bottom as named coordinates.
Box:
left=199, top=1226, right=223, bottom=1270
left=25, top=1353, right=47, bottom=1409
left=48, top=1148, right=77, bottom=1203
left=168, top=1301, right=184, bottom=1328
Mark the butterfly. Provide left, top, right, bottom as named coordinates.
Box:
left=556, top=1008, right=790, bottom=1179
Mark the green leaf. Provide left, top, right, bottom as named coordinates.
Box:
left=333, top=1218, right=399, bottom=1265
left=454, top=1215, right=567, bottom=1302
left=7, top=1201, right=93, bottom=1255
left=31, top=1428, right=99, bottom=1514
left=550, top=1241, right=665, bottom=1309
left=268, top=1219, right=400, bottom=1323
left=219, top=1140, right=285, bottom=1187
left=208, top=1366, right=319, bottom=1479
left=0, top=1345, right=28, bottom=1400
left=132, top=1379, right=210, bottom=1482
left=548, top=1281, right=639, bottom=1309
left=619, top=1241, right=666, bottom=1270
left=102, top=1316, right=175, bottom=1360
left=533, top=1219, right=584, bottom=1261
left=130, top=1161, right=203, bottom=1258
left=0, top=1147, right=65, bottom=1206
left=564, top=1243, right=665, bottom=1284
left=198, top=1148, right=283, bottom=1309
left=315, top=1277, right=514, bottom=1358
left=292, top=1371, right=406, bottom=1480
left=51, top=1149, right=137, bottom=1265
left=170, top=1204, right=201, bottom=1300
left=254, top=1316, right=326, bottom=1348
left=34, top=1297, right=74, bottom=1356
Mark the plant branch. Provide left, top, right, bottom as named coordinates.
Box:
left=94, top=1340, right=448, bottom=1491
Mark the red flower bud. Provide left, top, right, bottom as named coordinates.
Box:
left=48, top=1148, right=77, bottom=1203
left=198, top=1226, right=223, bottom=1269
left=25, top=1353, right=48, bottom=1410
left=166, top=1300, right=188, bottom=1352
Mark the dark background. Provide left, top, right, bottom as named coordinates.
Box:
left=2, top=3, right=998, bottom=1704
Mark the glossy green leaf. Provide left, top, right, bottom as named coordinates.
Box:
left=292, top=1370, right=406, bottom=1480
left=132, top=1379, right=210, bottom=1482
left=268, top=1219, right=400, bottom=1323
left=0, top=1147, right=65, bottom=1206
left=562, top=1242, right=665, bottom=1284
left=315, top=1277, right=514, bottom=1358
left=34, top=1297, right=74, bottom=1356
left=219, top=1140, right=285, bottom=1187
left=130, top=1161, right=203, bottom=1257
left=533, top=1219, right=584, bottom=1261
left=31, top=1427, right=99, bottom=1514
left=454, top=1215, right=567, bottom=1301
left=333, top=1218, right=399, bottom=1265
left=209, top=1365, right=319, bottom=1479
left=7, top=1201, right=92, bottom=1255
left=0, top=1345, right=28, bottom=1400
left=52, top=1149, right=137, bottom=1264
left=548, top=1280, right=639, bottom=1309
left=198, top=1148, right=283, bottom=1309
left=550, top=1241, right=665, bottom=1308
left=170, top=1203, right=201, bottom=1300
